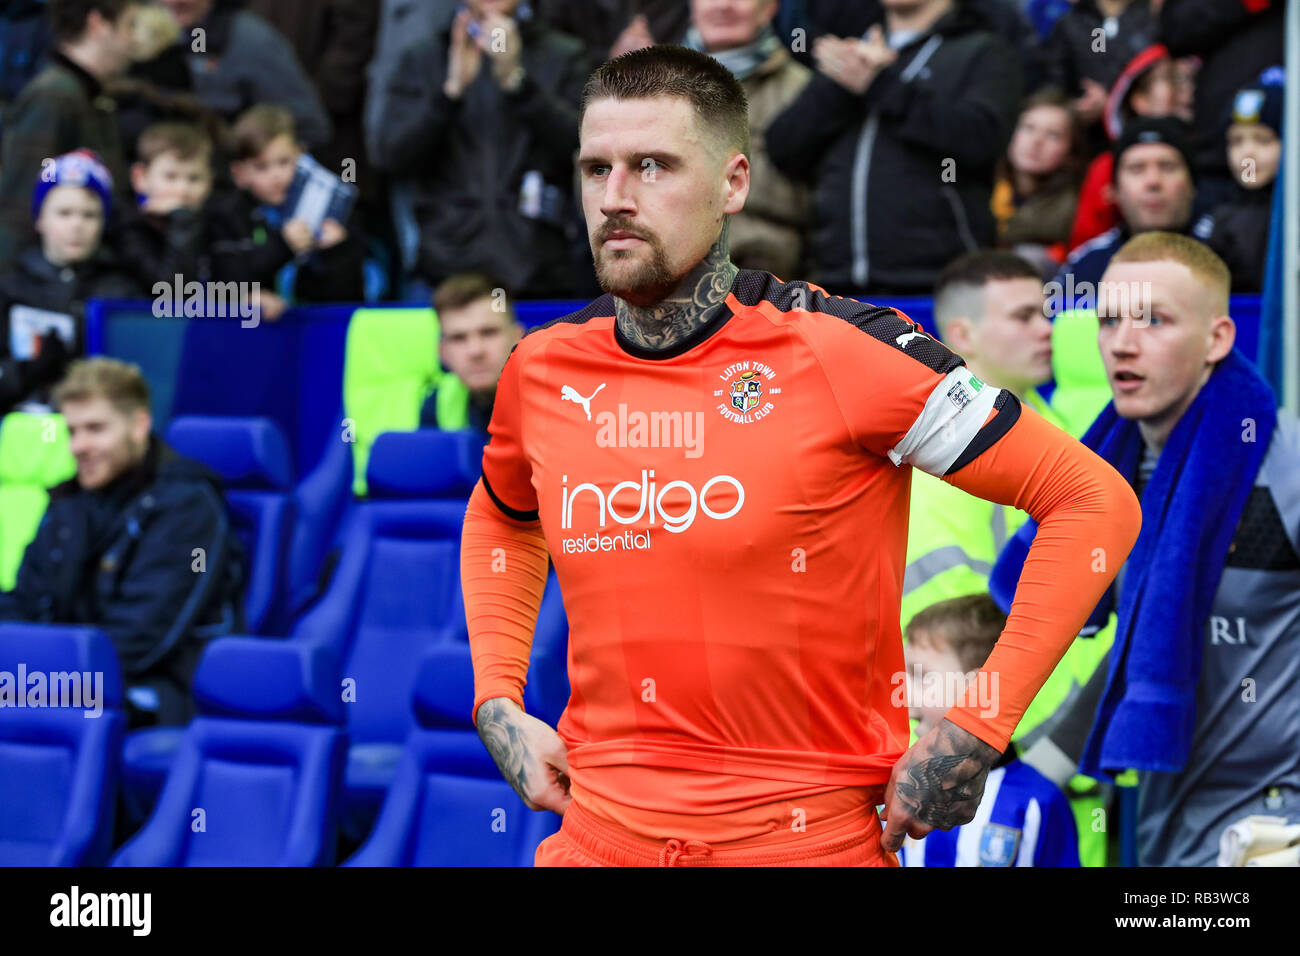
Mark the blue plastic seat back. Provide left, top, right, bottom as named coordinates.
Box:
left=0, top=710, right=125, bottom=865
left=165, top=416, right=296, bottom=634
left=342, top=500, right=470, bottom=744
left=345, top=646, right=564, bottom=867
left=113, top=718, right=345, bottom=867
left=338, top=431, right=484, bottom=745
left=113, top=638, right=348, bottom=866
left=0, top=624, right=124, bottom=865
left=408, top=770, right=558, bottom=866
left=224, top=491, right=294, bottom=633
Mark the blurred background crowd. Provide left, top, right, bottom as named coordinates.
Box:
left=0, top=0, right=1284, bottom=336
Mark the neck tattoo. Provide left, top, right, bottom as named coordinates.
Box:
left=614, top=228, right=738, bottom=352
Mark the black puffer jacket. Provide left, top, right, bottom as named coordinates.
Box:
left=370, top=16, right=589, bottom=296
left=767, top=4, right=1022, bottom=294
left=0, top=436, right=246, bottom=726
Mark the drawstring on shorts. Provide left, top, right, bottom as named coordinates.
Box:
left=658, top=838, right=714, bottom=867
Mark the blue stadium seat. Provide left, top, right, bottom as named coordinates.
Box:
left=114, top=430, right=475, bottom=828
left=0, top=625, right=125, bottom=866
left=345, top=644, right=561, bottom=866
left=165, top=415, right=296, bottom=636
left=117, top=416, right=299, bottom=826
left=336, top=430, right=485, bottom=838
left=118, top=429, right=569, bottom=844
left=286, top=418, right=354, bottom=620
left=112, top=638, right=346, bottom=866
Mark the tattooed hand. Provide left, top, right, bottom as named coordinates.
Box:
left=476, top=697, right=572, bottom=815
left=880, top=719, right=1001, bottom=854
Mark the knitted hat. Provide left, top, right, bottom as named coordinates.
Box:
left=1113, top=116, right=1195, bottom=181
left=1227, top=67, right=1284, bottom=138
left=31, top=149, right=114, bottom=221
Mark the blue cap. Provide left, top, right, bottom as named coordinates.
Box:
left=31, top=149, right=114, bottom=221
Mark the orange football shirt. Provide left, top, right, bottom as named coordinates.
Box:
left=474, top=270, right=1025, bottom=832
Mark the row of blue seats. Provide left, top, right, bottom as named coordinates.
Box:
left=1, top=426, right=570, bottom=865
left=1, top=625, right=560, bottom=865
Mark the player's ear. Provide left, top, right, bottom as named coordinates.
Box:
left=722, top=151, right=750, bottom=215
left=1206, top=313, right=1235, bottom=363
left=944, top=316, right=975, bottom=353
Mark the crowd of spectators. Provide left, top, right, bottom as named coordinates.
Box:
left=0, top=0, right=1292, bottom=867
left=0, top=0, right=1282, bottom=332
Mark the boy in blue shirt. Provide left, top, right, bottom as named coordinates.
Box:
left=900, top=593, right=1081, bottom=866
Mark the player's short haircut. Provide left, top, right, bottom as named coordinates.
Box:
left=906, top=593, right=1006, bottom=675
left=433, top=273, right=517, bottom=323
left=933, top=250, right=1041, bottom=333
left=49, top=0, right=138, bottom=44
left=53, top=357, right=151, bottom=417
left=1108, top=231, right=1231, bottom=317
left=580, top=44, right=750, bottom=159
left=229, top=104, right=297, bottom=161
left=137, top=122, right=213, bottom=167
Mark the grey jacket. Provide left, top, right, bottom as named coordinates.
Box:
left=184, top=6, right=331, bottom=148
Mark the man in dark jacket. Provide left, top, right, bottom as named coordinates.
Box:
left=370, top=0, right=590, bottom=298
left=1050, top=116, right=1199, bottom=301
left=0, top=358, right=245, bottom=727
left=766, top=0, right=1021, bottom=296
left=0, top=0, right=142, bottom=262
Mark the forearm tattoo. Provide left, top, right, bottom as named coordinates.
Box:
left=477, top=698, right=532, bottom=797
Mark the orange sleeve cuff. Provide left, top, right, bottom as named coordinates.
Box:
left=938, top=404, right=1140, bottom=752
left=461, top=480, right=551, bottom=728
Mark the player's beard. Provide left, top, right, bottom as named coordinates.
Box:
left=592, top=224, right=679, bottom=306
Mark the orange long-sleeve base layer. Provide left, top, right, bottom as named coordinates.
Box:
left=461, top=276, right=1139, bottom=860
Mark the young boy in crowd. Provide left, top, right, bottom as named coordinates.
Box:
left=207, top=103, right=364, bottom=317
left=116, top=122, right=215, bottom=291
left=1196, top=69, right=1283, bottom=293
left=0, top=150, right=139, bottom=415
left=899, top=593, right=1081, bottom=866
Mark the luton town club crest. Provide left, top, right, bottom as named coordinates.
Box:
left=714, top=361, right=781, bottom=424
left=730, top=370, right=762, bottom=412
